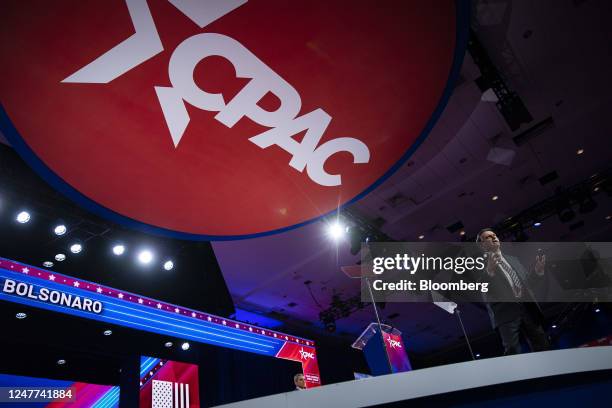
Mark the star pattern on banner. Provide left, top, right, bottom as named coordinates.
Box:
left=1, top=259, right=314, bottom=348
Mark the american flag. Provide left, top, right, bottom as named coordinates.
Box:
left=152, top=380, right=190, bottom=408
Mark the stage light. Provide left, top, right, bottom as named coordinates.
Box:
left=55, top=254, right=66, bottom=262
left=475, top=353, right=480, bottom=358
left=112, top=244, right=125, bottom=256
left=576, top=148, right=584, bottom=155
left=43, top=261, right=54, bottom=268
left=533, top=221, right=542, bottom=227
left=418, top=235, right=424, bottom=240
left=557, top=207, right=575, bottom=223
left=70, top=243, right=82, bottom=254
left=54, top=224, right=67, bottom=236
left=103, top=330, right=112, bottom=336
left=327, top=221, right=345, bottom=241
left=595, top=308, right=601, bottom=313
left=551, top=325, right=557, bottom=329
left=138, top=250, right=153, bottom=264
left=325, top=320, right=336, bottom=332
left=491, top=195, right=499, bottom=201
left=15, top=312, right=27, bottom=319
left=607, top=215, right=611, bottom=220
left=578, top=196, right=597, bottom=214
left=57, top=359, right=66, bottom=365
left=181, top=342, right=190, bottom=351
left=459, top=230, right=466, bottom=236
left=165, top=341, right=173, bottom=348
left=163, top=260, right=174, bottom=271
left=16, top=211, right=30, bottom=223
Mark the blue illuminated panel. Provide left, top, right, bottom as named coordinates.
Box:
left=0, top=258, right=315, bottom=357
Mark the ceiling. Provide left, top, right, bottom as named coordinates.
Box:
left=1, top=0, right=611, bottom=360
left=212, top=0, right=612, bottom=353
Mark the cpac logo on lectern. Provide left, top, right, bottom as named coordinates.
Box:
left=298, top=347, right=315, bottom=360
left=386, top=337, right=402, bottom=349
left=63, top=0, right=370, bottom=187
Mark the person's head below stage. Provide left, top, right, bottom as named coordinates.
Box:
left=294, top=373, right=306, bottom=390
left=476, top=228, right=501, bottom=253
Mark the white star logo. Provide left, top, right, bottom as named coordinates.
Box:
left=273, top=333, right=277, bottom=338
left=73, top=281, right=80, bottom=287
left=175, top=308, right=180, bottom=313
left=249, top=327, right=253, bottom=332
left=235, top=324, right=240, bottom=328
left=157, top=303, right=162, bottom=309
left=49, top=275, right=56, bottom=281
left=207, top=316, right=212, bottom=322
left=96, top=287, right=102, bottom=293
left=138, top=298, right=143, bottom=304
left=222, top=320, right=227, bottom=325
left=191, top=312, right=196, bottom=317
left=22, top=267, right=29, bottom=274
left=118, top=293, right=124, bottom=299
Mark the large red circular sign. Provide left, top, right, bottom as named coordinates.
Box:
left=0, top=0, right=467, bottom=239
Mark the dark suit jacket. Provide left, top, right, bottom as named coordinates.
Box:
left=483, top=254, right=546, bottom=328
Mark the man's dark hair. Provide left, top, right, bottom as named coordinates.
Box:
left=475, top=228, right=495, bottom=243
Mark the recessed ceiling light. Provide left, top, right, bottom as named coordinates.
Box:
left=43, top=261, right=54, bottom=268
left=54, top=224, right=67, bottom=236
left=70, top=243, right=82, bottom=254
left=163, top=260, right=174, bottom=271
left=112, top=244, right=125, bottom=256
left=16, top=211, right=31, bottom=223
left=138, top=250, right=154, bottom=264
left=16, top=312, right=27, bottom=319
left=103, top=329, right=112, bottom=336
left=418, top=235, right=424, bottom=240
left=576, top=148, right=584, bottom=155
left=57, top=359, right=66, bottom=365
left=491, top=195, right=499, bottom=201
left=55, top=253, right=66, bottom=262
left=164, top=341, right=173, bottom=348
left=181, top=342, right=190, bottom=351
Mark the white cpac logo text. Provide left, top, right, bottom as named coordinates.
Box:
left=298, top=347, right=315, bottom=360
left=63, top=0, right=370, bottom=187
left=386, top=337, right=402, bottom=349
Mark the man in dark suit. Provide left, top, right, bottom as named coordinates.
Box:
left=477, top=228, right=550, bottom=355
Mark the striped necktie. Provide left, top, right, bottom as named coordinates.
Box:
left=498, top=256, right=522, bottom=298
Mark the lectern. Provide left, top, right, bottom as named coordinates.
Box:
left=352, top=323, right=411, bottom=376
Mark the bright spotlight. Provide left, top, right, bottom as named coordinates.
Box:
left=70, top=243, right=82, bottom=254
left=103, top=329, right=113, bottom=336
left=57, top=359, right=66, bottom=365
left=163, top=260, right=174, bottom=271
left=16, top=312, right=27, bottom=319
left=54, top=224, right=67, bottom=235
left=327, top=222, right=345, bottom=240
left=55, top=253, right=66, bottom=262
left=164, top=341, right=173, bottom=348
left=112, top=245, right=125, bottom=256
left=16, top=211, right=31, bottom=224
left=181, top=342, right=190, bottom=351
left=43, top=261, right=54, bottom=268
left=138, top=250, right=153, bottom=264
